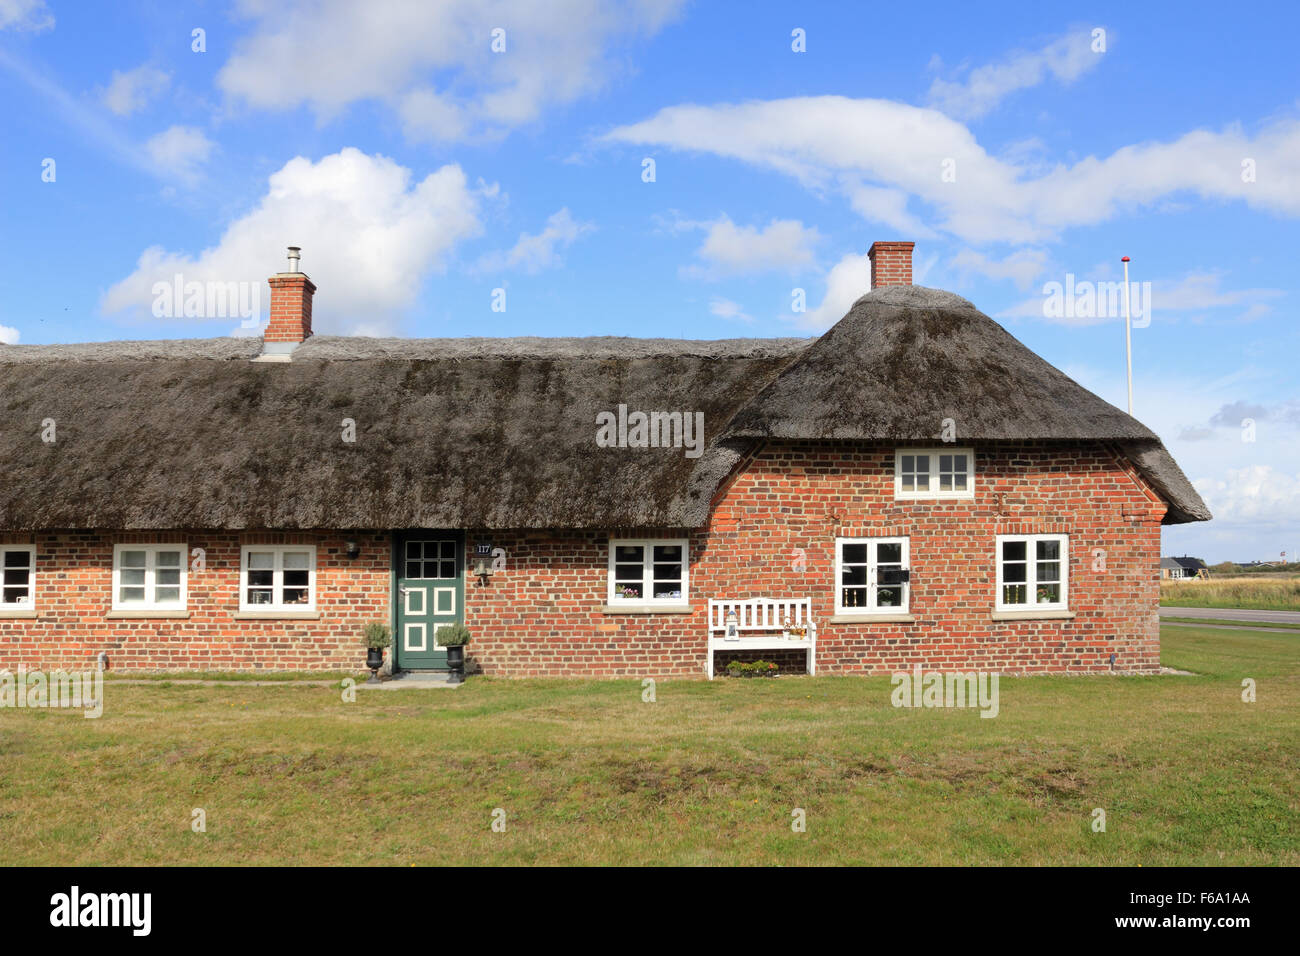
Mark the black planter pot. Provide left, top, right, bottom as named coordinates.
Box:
left=446, top=645, right=465, bottom=684
left=366, top=647, right=384, bottom=682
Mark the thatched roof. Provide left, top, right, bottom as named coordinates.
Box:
left=0, top=286, right=1208, bottom=529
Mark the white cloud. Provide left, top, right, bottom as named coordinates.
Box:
left=927, top=28, right=1103, bottom=119
left=950, top=248, right=1050, bottom=290
left=604, top=96, right=1300, bottom=244
left=102, top=148, right=484, bottom=333
left=1197, top=465, right=1300, bottom=525
left=217, top=0, right=683, bottom=141
left=0, top=0, right=52, bottom=31
left=709, top=298, right=752, bottom=323
left=0, top=324, right=19, bottom=344
left=475, top=207, right=593, bottom=274
left=102, top=65, right=170, bottom=116
left=143, top=125, right=214, bottom=181
left=797, top=253, right=872, bottom=331
left=682, top=216, right=819, bottom=278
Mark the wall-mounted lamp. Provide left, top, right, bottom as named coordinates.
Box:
left=345, top=540, right=360, bottom=559
left=473, top=556, right=492, bottom=586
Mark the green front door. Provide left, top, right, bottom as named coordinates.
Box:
left=395, top=533, right=463, bottom=670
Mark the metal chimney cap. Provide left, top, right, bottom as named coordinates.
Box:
left=286, top=246, right=302, bottom=272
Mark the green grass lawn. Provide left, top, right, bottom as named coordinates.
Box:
left=2, top=625, right=1295, bottom=866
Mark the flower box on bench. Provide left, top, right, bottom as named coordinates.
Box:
left=706, top=597, right=817, bottom=679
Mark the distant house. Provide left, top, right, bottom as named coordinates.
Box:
left=1161, top=556, right=1208, bottom=579
left=0, top=242, right=1211, bottom=677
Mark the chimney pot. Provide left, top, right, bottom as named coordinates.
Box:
left=286, top=246, right=301, bottom=272
left=867, top=241, right=915, bottom=289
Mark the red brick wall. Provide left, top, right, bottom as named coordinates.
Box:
left=1, top=442, right=1166, bottom=676
left=463, top=440, right=1165, bottom=678
left=0, top=532, right=387, bottom=671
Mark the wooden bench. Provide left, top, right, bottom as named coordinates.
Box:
left=706, top=597, right=817, bottom=679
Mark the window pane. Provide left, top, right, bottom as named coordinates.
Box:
left=1036, top=583, right=1061, bottom=604
left=901, top=455, right=915, bottom=472
left=248, top=569, right=273, bottom=587
left=155, top=586, right=180, bottom=603
left=939, top=473, right=953, bottom=491
left=246, top=589, right=272, bottom=605
left=248, top=551, right=274, bottom=570
left=876, top=586, right=903, bottom=608
left=614, top=563, right=642, bottom=581
left=282, top=588, right=310, bottom=604
left=1036, top=540, right=1060, bottom=561
left=841, top=565, right=867, bottom=586
left=953, top=473, right=968, bottom=490
left=652, top=544, right=682, bottom=563
left=1036, top=561, right=1060, bottom=583
left=3, top=569, right=30, bottom=586
left=876, top=542, right=902, bottom=564
left=3, top=550, right=31, bottom=568
left=119, top=586, right=146, bottom=603
left=953, top=455, right=967, bottom=472
left=155, top=550, right=181, bottom=567
left=120, top=568, right=146, bottom=586
left=939, top=455, right=953, bottom=472
left=615, top=545, right=644, bottom=564
left=1002, top=540, right=1026, bottom=561
left=405, top=561, right=421, bottom=579
left=283, top=552, right=310, bottom=570
left=841, top=586, right=867, bottom=608
left=1002, top=562, right=1027, bottom=583
left=441, top=541, right=455, bottom=559
left=841, top=543, right=867, bottom=564
left=284, top=570, right=309, bottom=587
left=1002, top=584, right=1027, bottom=605
left=120, top=550, right=147, bottom=568
left=156, top=568, right=181, bottom=586
left=440, top=561, right=456, bottom=578
left=3, top=587, right=30, bottom=604
left=652, top=584, right=682, bottom=600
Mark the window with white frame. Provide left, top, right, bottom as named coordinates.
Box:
left=836, top=537, right=910, bottom=614
left=1, top=546, right=36, bottom=607
left=996, top=534, right=1068, bottom=611
left=895, top=448, right=975, bottom=499
left=608, top=539, right=688, bottom=604
left=241, top=546, right=316, bottom=611
left=112, top=544, right=186, bottom=610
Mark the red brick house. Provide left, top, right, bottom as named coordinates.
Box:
left=0, top=242, right=1209, bottom=677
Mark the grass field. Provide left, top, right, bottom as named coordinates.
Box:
left=1162, top=575, right=1300, bottom=611
left=1, top=625, right=1295, bottom=866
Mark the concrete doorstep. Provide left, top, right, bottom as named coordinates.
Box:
left=361, top=670, right=463, bottom=690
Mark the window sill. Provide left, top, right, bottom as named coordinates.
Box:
left=107, top=610, right=190, bottom=619
left=0, top=609, right=37, bottom=619
left=991, top=609, right=1076, bottom=621
left=829, top=613, right=915, bottom=623
left=602, top=604, right=692, bottom=615
left=892, top=494, right=975, bottom=502
left=234, top=611, right=320, bottom=620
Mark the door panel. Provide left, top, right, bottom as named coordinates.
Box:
left=395, top=533, right=463, bottom=669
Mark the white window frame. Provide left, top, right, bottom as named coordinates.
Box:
left=835, top=537, right=910, bottom=614
left=607, top=538, right=689, bottom=606
left=0, top=545, right=36, bottom=609
left=112, top=543, right=188, bottom=611
left=894, top=447, right=975, bottom=500
left=996, top=534, right=1069, bottom=611
left=240, top=545, right=317, bottom=612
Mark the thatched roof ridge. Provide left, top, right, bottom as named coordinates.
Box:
left=724, top=284, right=1159, bottom=442
left=0, top=287, right=1208, bottom=528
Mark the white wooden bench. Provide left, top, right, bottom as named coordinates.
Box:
left=706, top=597, right=817, bottom=679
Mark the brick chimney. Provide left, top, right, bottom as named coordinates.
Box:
left=264, top=246, right=315, bottom=350
left=868, top=241, right=914, bottom=289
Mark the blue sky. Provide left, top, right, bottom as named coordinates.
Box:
left=1, top=0, right=1297, bottom=562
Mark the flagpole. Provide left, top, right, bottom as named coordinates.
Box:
left=1122, top=255, right=1133, bottom=415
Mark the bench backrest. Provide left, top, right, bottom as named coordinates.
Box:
left=708, top=597, right=812, bottom=631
